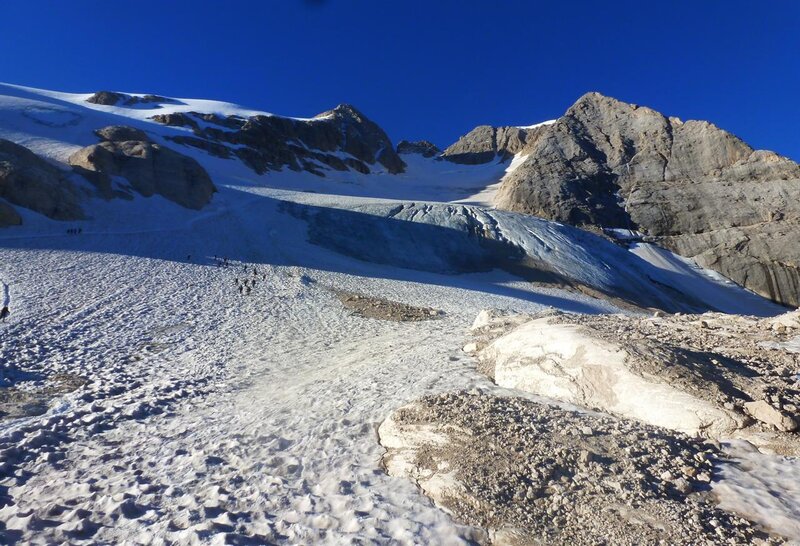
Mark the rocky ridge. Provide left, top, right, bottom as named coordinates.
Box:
left=149, top=104, right=406, bottom=177
left=442, top=125, right=543, bottom=164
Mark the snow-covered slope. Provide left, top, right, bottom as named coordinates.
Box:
left=0, top=82, right=782, bottom=314
left=0, top=83, right=796, bottom=544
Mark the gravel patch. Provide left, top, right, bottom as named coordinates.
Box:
left=334, top=290, right=444, bottom=322
left=381, top=391, right=785, bottom=545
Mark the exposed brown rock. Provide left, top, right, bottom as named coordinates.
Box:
left=86, top=91, right=125, bottom=106
left=380, top=391, right=782, bottom=545
left=68, top=127, right=216, bottom=210
left=0, top=139, right=85, bottom=223
left=95, top=125, right=149, bottom=142
left=150, top=104, right=405, bottom=176
left=442, top=125, right=548, bottom=164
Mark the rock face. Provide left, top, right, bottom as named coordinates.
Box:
left=0, top=139, right=86, bottom=223
left=442, top=124, right=552, bottom=164
left=468, top=309, right=800, bottom=452
left=396, top=140, right=440, bottom=158
left=68, top=126, right=216, bottom=210
left=481, top=92, right=800, bottom=307
left=151, top=104, right=406, bottom=177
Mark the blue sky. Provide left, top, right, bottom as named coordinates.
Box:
left=1, top=1, right=798, bottom=159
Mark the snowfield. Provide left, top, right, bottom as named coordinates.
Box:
left=0, top=83, right=798, bottom=544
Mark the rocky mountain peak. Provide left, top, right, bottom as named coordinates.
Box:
left=316, top=103, right=365, bottom=121
left=490, top=92, right=800, bottom=307
left=153, top=102, right=406, bottom=176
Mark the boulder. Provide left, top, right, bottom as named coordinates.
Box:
left=744, top=400, right=798, bottom=432
left=68, top=126, right=216, bottom=210
left=485, top=92, right=800, bottom=307
left=470, top=310, right=800, bottom=451
left=0, top=139, right=85, bottom=223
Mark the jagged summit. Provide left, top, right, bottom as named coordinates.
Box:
left=314, top=103, right=365, bottom=120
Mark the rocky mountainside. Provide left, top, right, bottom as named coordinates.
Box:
left=441, top=123, right=549, bottom=164
left=0, top=125, right=216, bottom=223
left=0, top=139, right=86, bottom=226
left=69, top=125, right=216, bottom=210
left=148, top=101, right=406, bottom=176
left=447, top=93, right=800, bottom=307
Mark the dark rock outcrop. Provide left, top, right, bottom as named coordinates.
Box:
left=151, top=104, right=405, bottom=176
left=125, top=94, right=170, bottom=106
left=489, top=92, right=800, bottom=307
left=0, top=200, right=22, bottom=227
left=86, top=91, right=126, bottom=106
left=396, top=140, right=440, bottom=158
left=86, top=91, right=173, bottom=108
left=68, top=126, right=216, bottom=210
left=0, top=139, right=85, bottom=223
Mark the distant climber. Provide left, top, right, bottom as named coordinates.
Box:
left=0, top=306, right=9, bottom=321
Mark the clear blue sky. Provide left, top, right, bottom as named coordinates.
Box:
left=1, top=1, right=798, bottom=159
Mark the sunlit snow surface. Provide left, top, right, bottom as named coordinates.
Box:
left=0, top=83, right=797, bottom=543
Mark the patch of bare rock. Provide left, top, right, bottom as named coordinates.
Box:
left=0, top=139, right=87, bottom=224
left=0, top=373, right=87, bottom=420
left=396, top=140, right=441, bottom=158
left=1, top=125, right=218, bottom=227
left=68, top=125, right=216, bottom=209
left=380, top=391, right=783, bottom=545
left=466, top=309, right=800, bottom=453
left=334, top=290, right=443, bottom=322
left=149, top=104, right=406, bottom=176
left=86, top=91, right=174, bottom=107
